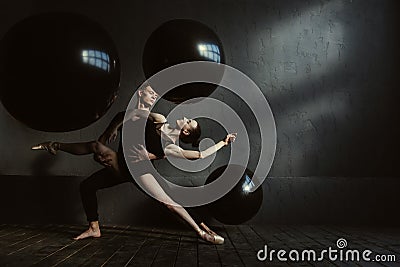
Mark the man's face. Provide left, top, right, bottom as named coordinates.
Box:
left=139, top=85, right=158, bottom=107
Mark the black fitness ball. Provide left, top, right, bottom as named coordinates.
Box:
left=206, top=165, right=263, bottom=225
left=0, top=12, right=120, bottom=132
left=142, top=19, right=225, bottom=103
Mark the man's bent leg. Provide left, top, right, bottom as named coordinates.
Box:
left=75, top=167, right=129, bottom=240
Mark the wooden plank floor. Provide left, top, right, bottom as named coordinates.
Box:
left=0, top=224, right=398, bottom=266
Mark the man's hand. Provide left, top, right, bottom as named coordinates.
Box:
left=93, top=153, right=113, bottom=167
left=127, top=109, right=150, bottom=122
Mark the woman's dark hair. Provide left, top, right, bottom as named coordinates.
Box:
left=180, top=122, right=201, bottom=147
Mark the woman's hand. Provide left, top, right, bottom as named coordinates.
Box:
left=128, top=144, right=159, bottom=162
left=129, top=144, right=150, bottom=163
left=224, top=133, right=237, bottom=146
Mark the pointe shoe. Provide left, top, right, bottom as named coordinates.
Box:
left=200, top=222, right=218, bottom=236
left=198, top=230, right=224, bottom=245
left=31, top=141, right=59, bottom=155
left=199, top=223, right=224, bottom=245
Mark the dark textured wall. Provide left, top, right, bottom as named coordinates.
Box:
left=0, top=0, right=399, bottom=224
left=0, top=0, right=398, bottom=177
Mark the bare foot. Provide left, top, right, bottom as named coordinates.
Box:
left=73, top=228, right=101, bottom=240
left=73, top=221, right=101, bottom=240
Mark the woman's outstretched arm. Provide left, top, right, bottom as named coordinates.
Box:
left=164, top=133, right=237, bottom=160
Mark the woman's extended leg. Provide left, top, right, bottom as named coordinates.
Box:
left=137, top=173, right=224, bottom=244
left=32, top=141, right=120, bottom=171
left=32, top=141, right=94, bottom=155
left=33, top=140, right=103, bottom=155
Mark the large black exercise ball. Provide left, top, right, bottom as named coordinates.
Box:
left=142, top=19, right=225, bottom=103
left=0, top=12, right=120, bottom=132
left=206, top=165, right=263, bottom=224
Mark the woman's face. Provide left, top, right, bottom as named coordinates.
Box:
left=176, top=117, right=198, bottom=135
